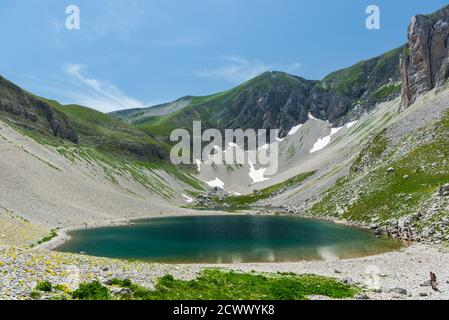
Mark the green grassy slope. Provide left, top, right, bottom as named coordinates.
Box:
left=135, top=72, right=315, bottom=137
left=34, top=96, right=168, bottom=161
left=318, top=47, right=402, bottom=98
left=308, top=109, right=449, bottom=236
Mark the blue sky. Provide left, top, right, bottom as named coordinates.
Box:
left=0, top=0, right=448, bottom=112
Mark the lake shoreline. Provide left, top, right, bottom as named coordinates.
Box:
left=3, top=242, right=449, bottom=300
left=44, top=211, right=404, bottom=264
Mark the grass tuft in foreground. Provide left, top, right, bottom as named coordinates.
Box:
left=88, top=270, right=359, bottom=300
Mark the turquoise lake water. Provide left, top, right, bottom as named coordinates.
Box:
left=56, top=215, right=402, bottom=263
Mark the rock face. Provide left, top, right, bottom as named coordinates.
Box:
left=401, top=5, right=449, bottom=109
left=212, top=72, right=316, bottom=137
left=310, top=47, right=403, bottom=123
left=0, top=76, right=78, bottom=143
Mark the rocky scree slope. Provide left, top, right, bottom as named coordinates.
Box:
left=305, top=89, right=449, bottom=244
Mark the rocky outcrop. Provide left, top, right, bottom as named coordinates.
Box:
left=311, top=47, right=403, bottom=123
left=0, top=76, right=78, bottom=143
left=401, top=5, right=449, bottom=109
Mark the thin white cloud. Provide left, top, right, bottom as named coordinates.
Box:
left=62, top=63, right=144, bottom=112
left=197, top=56, right=272, bottom=84
left=92, top=0, right=145, bottom=41
left=287, top=62, right=302, bottom=73
left=197, top=56, right=303, bottom=84
left=50, top=20, right=63, bottom=33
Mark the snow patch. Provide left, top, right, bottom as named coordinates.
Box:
left=346, top=121, right=358, bottom=128
left=331, top=127, right=343, bottom=135
left=195, top=159, right=202, bottom=172
left=287, top=124, right=302, bottom=136
left=248, top=161, right=269, bottom=184
left=308, top=112, right=319, bottom=121
left=182, top=194, right=193, bottom=203
left=276, top=136, right=285, bottom=143
left=310, top=126, right=344, bottom=154
left=206, top=177, right=225, bottom=189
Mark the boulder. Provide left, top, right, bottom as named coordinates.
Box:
left=111, top=288, right=133, bottom=295
left=439, top=184, right=449, bottom=196
left=389, top=287, right=408, bottom=295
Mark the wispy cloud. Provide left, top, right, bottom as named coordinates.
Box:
left=286, top=62, right=302, bottom=73
left=91, top=0, right=145, bottom=41
left=62, top=63, right=143, bottom=112
left=197, top=56, right=303, bottom=84
left=197, top=56, right=272, bottom=84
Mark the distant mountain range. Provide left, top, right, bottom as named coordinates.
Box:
left=1, top=5, right=448, bottom=159
left=111, top=47, right=403, bottom=138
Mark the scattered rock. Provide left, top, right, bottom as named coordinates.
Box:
left=439, top=184, right=449, bottom=197
left=111, top=288, right=133, bottom=295
left=103, top=279, right=114, bottom=286
left=419, top=292, right=428, bottom=297
left=389, top=287, right=407, bottom=295
left=355, top=294, right=370, bottom=300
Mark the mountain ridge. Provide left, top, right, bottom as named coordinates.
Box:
left=111, top=47, right=403, bottom=138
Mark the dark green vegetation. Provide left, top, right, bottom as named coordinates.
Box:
left=57, top=215, right=402, bottom=263
left=71, top=281, right=111, bottom=300
left=31, top=229, right=59, bottom=247
left=310, top=110, right=449, bottom=226
left=74, top=270, right=359, bottom=300
left=318, top=48, right=402, bottom=98
left=374, top=83, right=402, bottom=100
left=208, top=171, right=315, bottom=208
left=35, top=281, right=53, bottom=292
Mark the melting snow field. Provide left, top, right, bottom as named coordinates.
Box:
left=310, top=126, right=343, bottom=154
left=346, top=121, right=358, bottom=128
left=248, top=161, right=270, bottom=184
left=206, top=177, right=225, bottom=188
left=308, top=112, right=319, bottom=121
left=287, top=124, right=302, bottom=136
left=195, top=159, right=202, bottom=172
left=182, top=194, right=193, bottom=203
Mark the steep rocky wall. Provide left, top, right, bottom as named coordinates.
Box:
left=0, top=76, right=79, bottom=143
left=401, top=5, right=449, bottom=109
